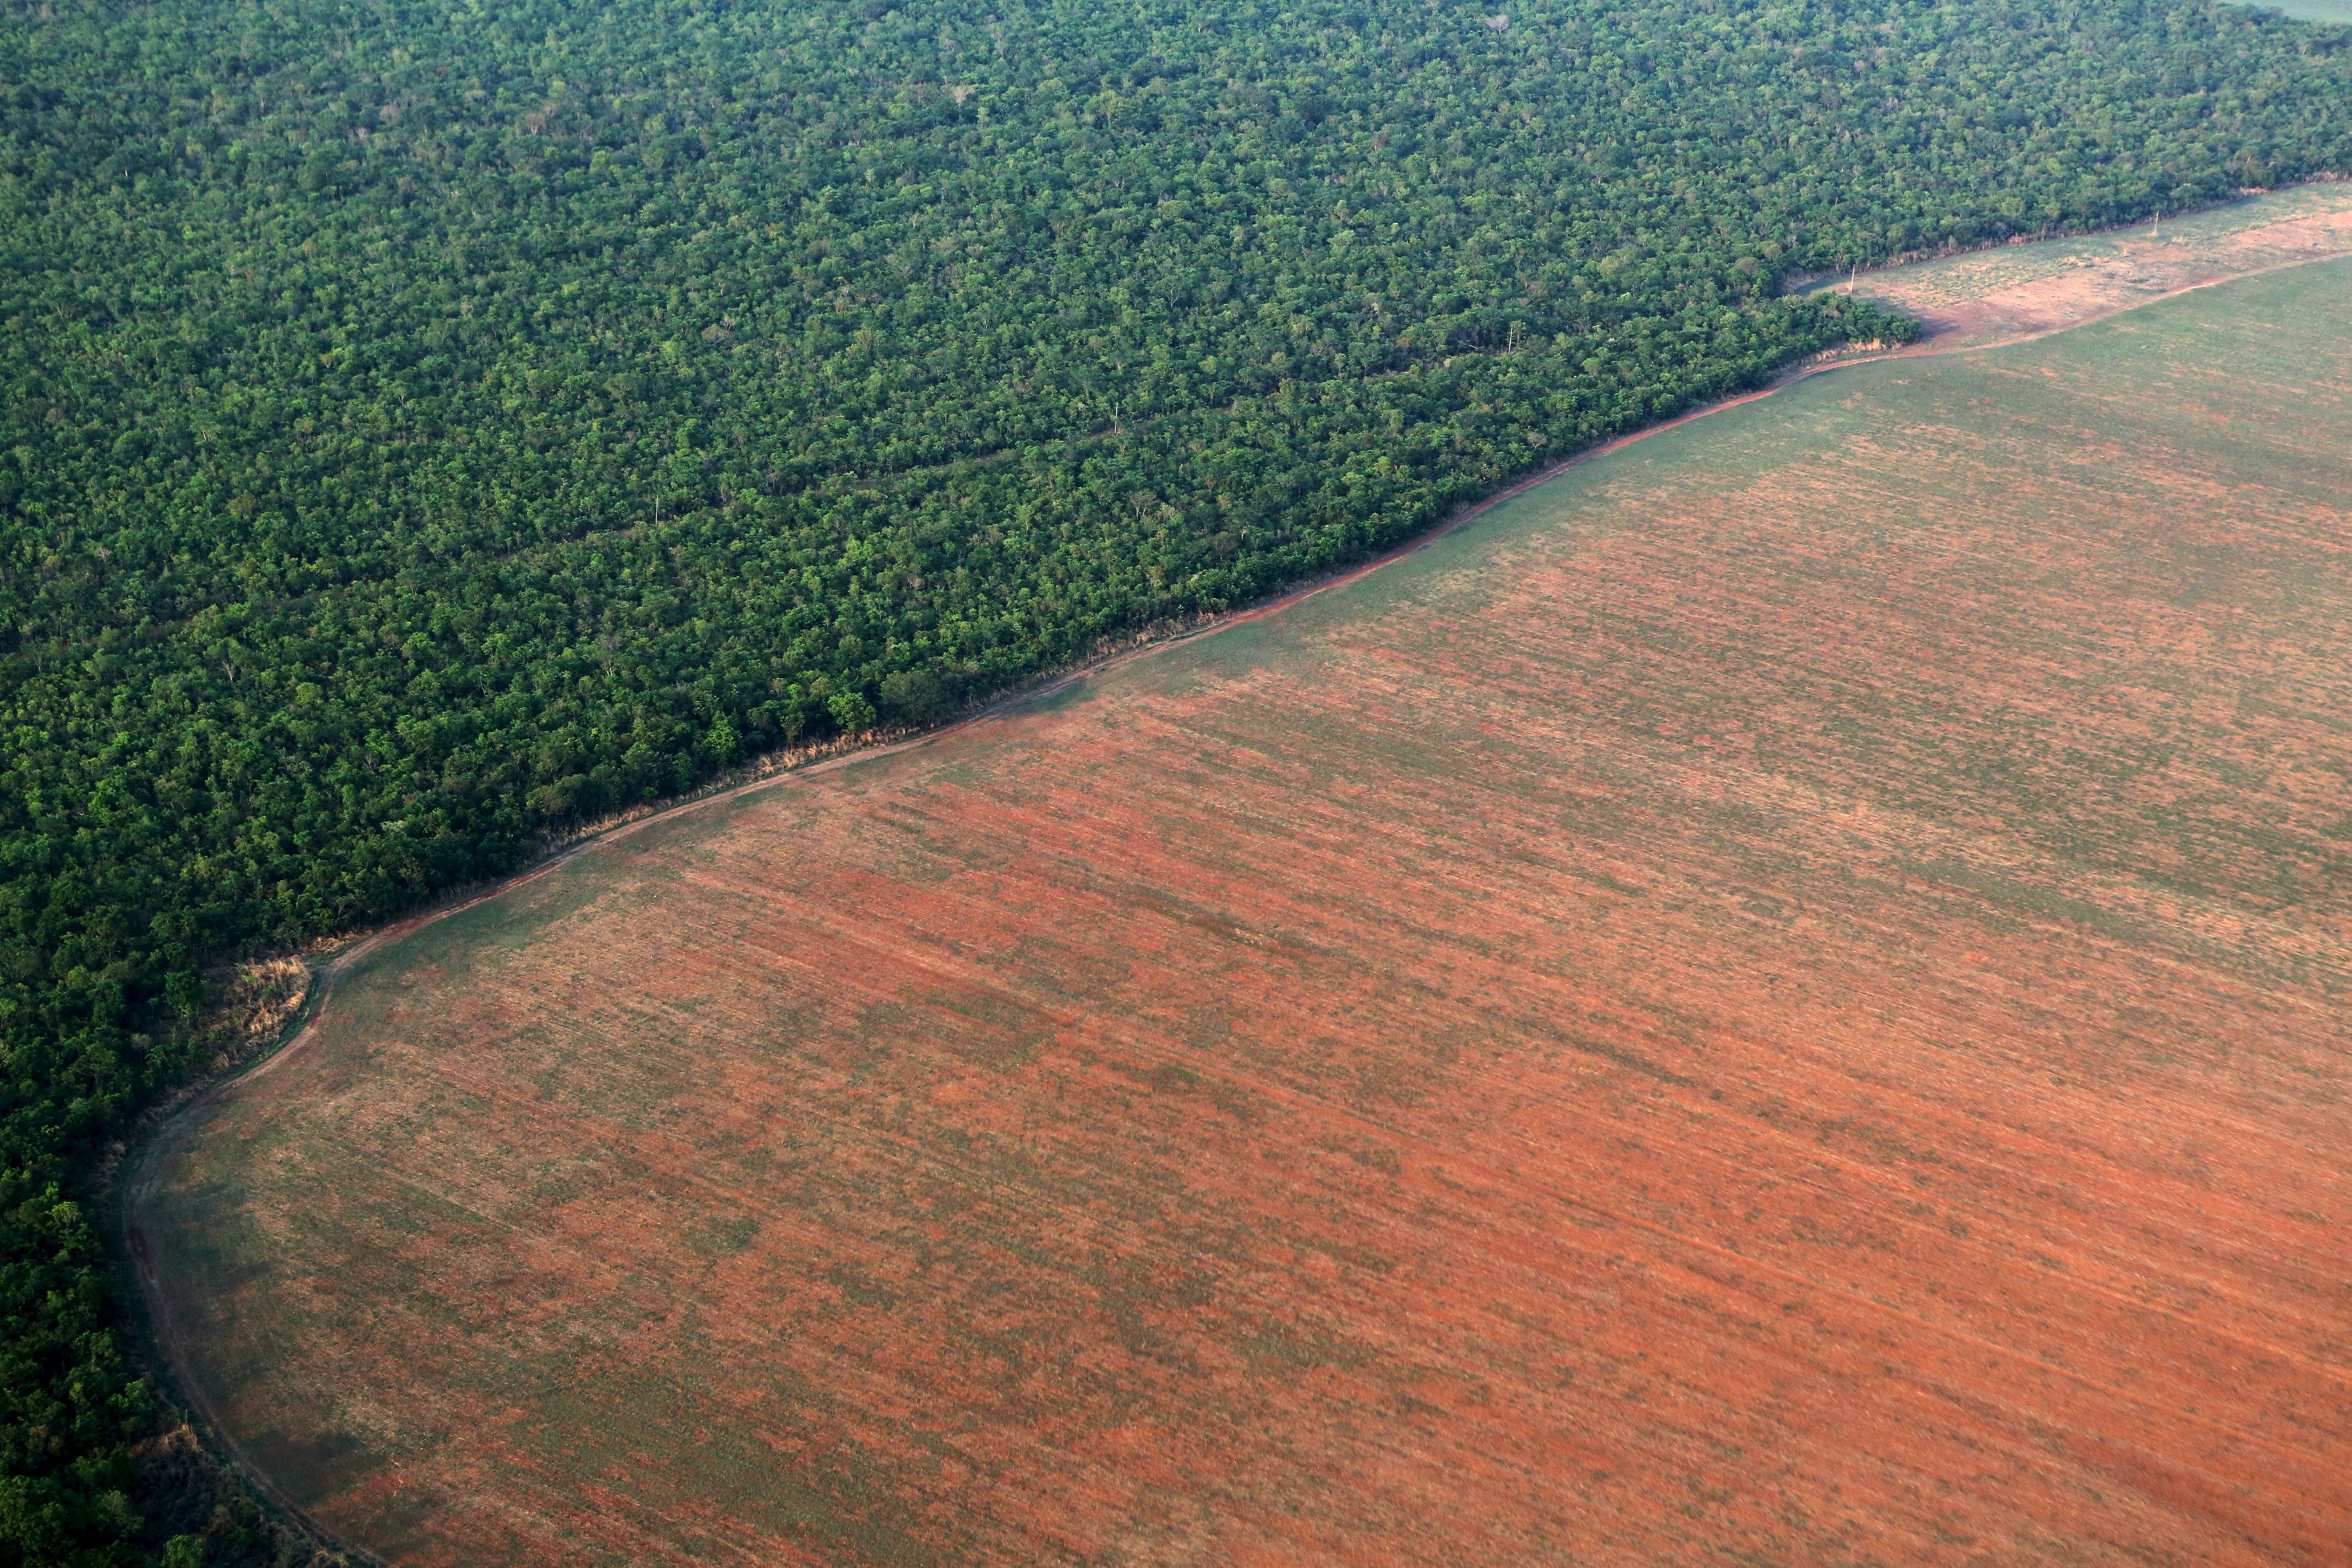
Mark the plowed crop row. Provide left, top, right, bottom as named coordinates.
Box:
left=134, top=259, right=2352, bottom=1566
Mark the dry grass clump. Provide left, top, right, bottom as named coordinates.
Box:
left=198, top=956, right=313, bottom=1075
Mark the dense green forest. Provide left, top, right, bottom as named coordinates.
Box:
left=1, top=0, right=2348, bottom=1557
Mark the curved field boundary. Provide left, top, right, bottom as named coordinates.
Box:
left=119, top=242, right=2352, bottom=1562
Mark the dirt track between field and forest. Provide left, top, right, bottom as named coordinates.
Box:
left=126, top=209, right=2352, bottom=1566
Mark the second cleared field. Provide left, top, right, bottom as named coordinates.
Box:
left=136, top=261, right=2352, bottom=1566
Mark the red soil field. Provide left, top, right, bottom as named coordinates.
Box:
left=133, top=261, right=2352, bottom=1566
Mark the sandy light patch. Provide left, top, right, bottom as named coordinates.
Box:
left=1835, top=181, right=2352, bottom=346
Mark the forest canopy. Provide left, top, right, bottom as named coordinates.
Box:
left=1, top=0, right=2349, bottom=1558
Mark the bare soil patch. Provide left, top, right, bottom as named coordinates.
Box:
left=1843, top=181, right=2352, bottom=345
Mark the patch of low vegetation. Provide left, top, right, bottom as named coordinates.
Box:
left=3, top=0, right=2351, bottom=1558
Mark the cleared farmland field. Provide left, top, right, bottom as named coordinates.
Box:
left=134, top=259, right=2352, bottom=1566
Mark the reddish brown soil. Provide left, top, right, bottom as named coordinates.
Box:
left=133, top=265, right=2352, bottom=1566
